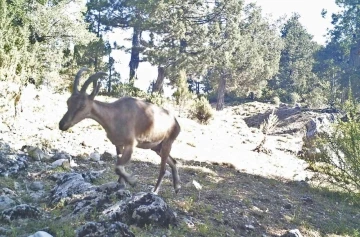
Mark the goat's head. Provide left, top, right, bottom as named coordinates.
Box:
left=59, top=68, right=107, bottom=131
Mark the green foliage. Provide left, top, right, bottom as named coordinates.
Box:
left=189, top=96, right=213, bottom=124
left=145, top=92, right=166, bottom=106
left=270, top=13, right=320, bottom=102
left=305, top=100, right=360, bottom=193
left=289, top=92, right=300, bottom=105
left=0, top=0, right=94, bottom=86
left=173, top=70, right=192, bottom=108
left=111, top=83, right=147, bottom=98
left=272, top=96, right=281, bottom=106
left=304, top=87, right=328, bottom=109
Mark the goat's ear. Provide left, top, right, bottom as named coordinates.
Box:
left=89, top=82, right=101, bottom=99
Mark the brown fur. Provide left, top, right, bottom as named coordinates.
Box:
left=59, top=68, right=181, bottom=194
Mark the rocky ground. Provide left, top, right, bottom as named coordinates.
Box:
left=0, top=82, right=359, bottom=237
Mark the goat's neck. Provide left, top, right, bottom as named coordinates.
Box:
left=89, top=100, right=113, bottom=132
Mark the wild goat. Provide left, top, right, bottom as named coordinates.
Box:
left=59, top=68, right=181, bottom=194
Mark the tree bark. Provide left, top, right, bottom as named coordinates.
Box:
left=129, top=26, right=141, bottom=85
left=216, top=75, right=226, bottom=111
left=152, top=66, right=165, bottom=94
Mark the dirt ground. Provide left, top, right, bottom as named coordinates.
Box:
left=0, top=83, right=359, bottom=236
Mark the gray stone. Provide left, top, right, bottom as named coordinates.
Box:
left=28, top=147, right=50, bottom=161
left=29, top=181, right=44, bottom=191
left=82, top=170, right=106, bottom=183
left=0, top=195, right=15, bottom=210
left=28, top=231, right=54, bottom=237
left=51, top=159, right=69, bottom=169
left=1, top=204, right=41, bottom=222
left=101, top=151, right=114, bottom=161
left=76, top=221, right=134, bottom=237
left=0, top=153, right=28, bottom=177
left=305, top=114, right=336, bottom=139
left=50, top=173, right=95, bottom=205
left=0, top=142, right=11, bottom=152
left=51, top=151, right=71, bottom=161
left=96, top=182, right=123, bottom=195
left=281, top=229, right=303, bottom=237
left=283, top=203, right=292, bottom=209
left=89, top=152, right=101, bottom=161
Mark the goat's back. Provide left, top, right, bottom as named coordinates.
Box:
left=113, top=97, right=180, bottom=143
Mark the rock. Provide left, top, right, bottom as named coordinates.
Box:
left=28, top=231, right=54, bottom=237
left=76, top=221, right=134, bottom=237
left=115, top=190, right=132, bottom=200
left=51, top=159, right=70, bottom=169
left=1, top=188, right=16, bottom=196
left=96, top=182, right=123, bottom=195
left=301, top=196, right=313, bottom=204
left=244, top=224, right=255, bottom=230
left=1, top=204, right=41, bottom=222
left=0, top=142, right=11, bottom=153
left=51, top=151, right=71, bottom=161
left=89, top=152, right=101, bottom=162
left=28, top=147, right=50, bottom=161
left=0, top=195, right=15, bottom=210
left=305, top=114, right=336, bottom=139
left=101, top=151, right=114, bottom=161
left=281, top=229, right=303, bottom=237
left=50, top=173, right=95, bottom=205
left=0, top=153, right=28, bottom=177
left=82, top=170, right=106, bottom=183
left=29, top=181, right=44, bottom=191
left=0, top=226, right=9, bottom=235
left=102, top=192, right=177, bottom=227
left=283, top=203, right=292, bottom=209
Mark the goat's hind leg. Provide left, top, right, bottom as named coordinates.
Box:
left=167, top=155, right=181, bottom=194
left=151, top=144, right=181, bottom=194
left=115, top=145, right=137, bottom=186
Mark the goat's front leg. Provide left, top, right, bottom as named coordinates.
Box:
left=116, top=146, right=126, bottom=187
left=115, top=144, right=137, bottom=186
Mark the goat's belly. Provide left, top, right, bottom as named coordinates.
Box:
left=136, top=141, right=161, bottom=149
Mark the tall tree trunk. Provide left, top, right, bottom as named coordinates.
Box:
left=94, top=10, right=101, bottom=71
left=216, top=75, right=226, bottom=111
left=107, top=63, right=112, bottom=93
left=152, top=66, right=165, bottom=94
left=129, top=26, right=141, bottom=85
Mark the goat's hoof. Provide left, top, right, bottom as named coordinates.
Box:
left=175, top=186, right=181, bottom=194
left=117, top=177, right=126, bottom=189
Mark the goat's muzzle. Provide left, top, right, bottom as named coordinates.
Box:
left=59, top=118, right=69, bottom=131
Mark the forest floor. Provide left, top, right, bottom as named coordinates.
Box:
left=0, top=83, right=359, bottom=237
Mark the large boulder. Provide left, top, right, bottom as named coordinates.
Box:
left=50, top=173, right=95, bottom=205
left=76, top=221, right=134, bottom=237
left=305, top=114, right=336, bottom=139
left=0, top=153, right=28, bottom=177
left=1, top=204, right=41, bottom=222
left=102, top=192, right=177, bottom=227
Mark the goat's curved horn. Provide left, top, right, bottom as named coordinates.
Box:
left=73, top=68, right=90, bottom=93
left=80, top=72, right=107, bottom=93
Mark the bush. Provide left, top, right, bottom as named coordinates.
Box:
left=189, top=97, right=213, bottom=124
left=304, top=102, right=360, bottom=193
left=110, top=83, right=147, bottom=98
left=304, top=87, right=327, bottom=109
left=272, top=96, right=281, bottom=106
left=289, top=92, right=300, bottom=105
left=145, top=92, right=166, bottom=106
